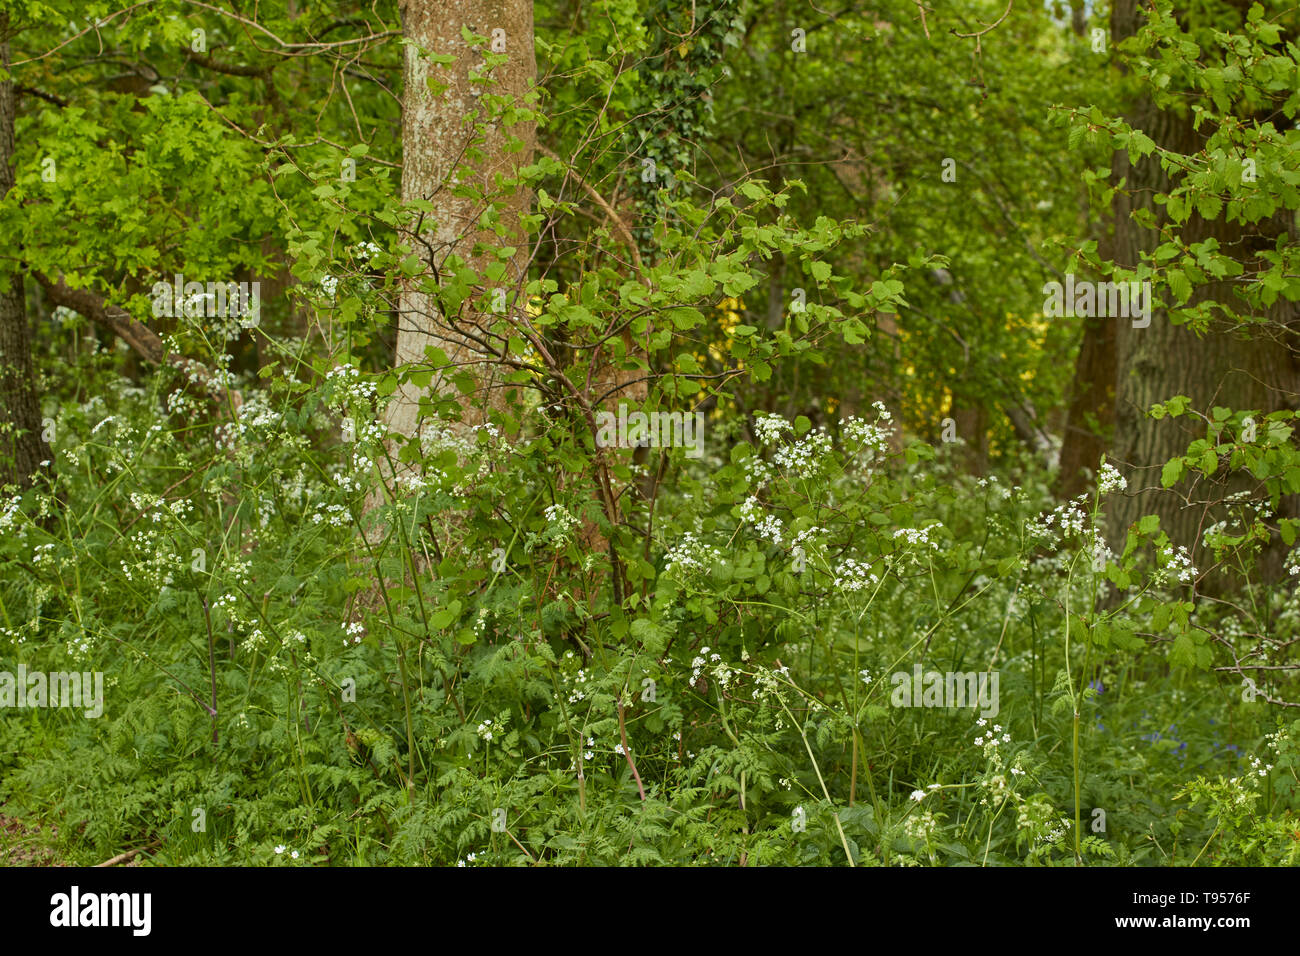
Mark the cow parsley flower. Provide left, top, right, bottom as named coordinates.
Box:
left=834, top=557, right=878, bottom=593
left=543, top=504, right=577, bottom=546
left=774, top=429, right=833, bottom=480
left=664, top=532, right=723, bottom=578
left=753, top=413, right=793, bottom=445
left=1098, top=462, right=1127, bottom=495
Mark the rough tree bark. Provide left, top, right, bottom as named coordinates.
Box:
left=0, top=16, right=51, bottom=490
left=1101, top=0, right=1300, bottom=583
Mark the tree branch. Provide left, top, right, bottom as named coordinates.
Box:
left=33, top=272, right=241, bottom=410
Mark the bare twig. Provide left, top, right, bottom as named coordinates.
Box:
left=953, top=0, right=1013, bottom=38
left=914, top=1, right=932, bottom=39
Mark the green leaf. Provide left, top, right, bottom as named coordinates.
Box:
left=1168, top=632, right=1201, bottom=669
left=1161, top=458, right=1185, bottom=488
left=665, top=307, right=704, bottom=330
left=630, top=619, right=667, bottom=656
left=430, top=600, right=463, bottom=630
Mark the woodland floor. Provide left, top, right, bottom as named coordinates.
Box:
left=0, top=808, right=63, bottom=865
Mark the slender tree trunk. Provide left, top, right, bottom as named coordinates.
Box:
left=384, top=0, right=536, bottom=448
left=950, top=396, right=988, bottom=476
left=0, top=16, right=52, bottom=490
left=1056, top=314, right=1115, bottom=500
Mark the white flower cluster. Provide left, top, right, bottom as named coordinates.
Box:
left=352, top=241, right=383, bottom=263
left=689, top=646, right=721, bottom=686
left=738, top=496, right=784, bottom=545
left=342, top=621, right=365, bottom=646
left=416, top=421, right=502, bottom=495
left=663, top=532, right=722, bottom=578
left=974, top=719, right=1011, bottom=750
left=476, top=718, right=499, bottom=742
left=311, top=503, right=350, bottom=527
left=773, top=428, right=833, bottom=480
left=1233, top=727, right=1290, bottom=784
left=1098, top=462, right=1127, bottom=495
left=843, top=402, right=895, bottom=462
left=166, top=386, right=201, bottom=421
left=543, top=504, right=577, bottom=547
left=742, top=454, right=774, bottom=489
left=0, top=495, right=22, bottom=532
left=981, top=773, right=1010, bottom=806
left=1158, top=545, right=1198, bottom=585
left=902, top=809, right=938, bottom=841
left=563, top=659, right=589, bottom=705
left=129, top=491, right=165, bottom=515
left=332, top=463, right=371, bottom=495
left=753, top=413, right=793, bottom=446
left=240, top=628, right=268, bottom=653
left=1248, top=754, right=1273, bottom=777
left=396, top=472, right=429, bottom=495
left=791, top=526, right=826, bottom=553
left=225, top=558, right=253, bottom=587
left=1088, top=530, right=1114, bottom=572
left=1015, top=793, right=1069, bottom=845
left=117, top=526, right=180, bottom=586
left=324, top=363, right=377, bottom=408
left=751, top=666, right=784, bottom=701
left=833, top=557, right=879, bottom=593
left=893, top=526, right=941, bottom=551
left=1025, top=495, right=1090, bottom=546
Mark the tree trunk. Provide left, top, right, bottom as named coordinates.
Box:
left=384, top=0, right=536, bottom=447
left=0, top=16, right=52, bottom=490
left=1056, top=314, right=1116, bottom=500
left=1103, top=0, right=1300, bottom=584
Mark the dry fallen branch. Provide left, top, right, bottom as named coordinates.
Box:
left=94, top=839, right=161, bottom=867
